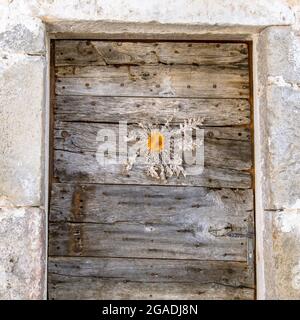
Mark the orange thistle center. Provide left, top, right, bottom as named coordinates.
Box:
left=147, top=132, right=165, bottom=153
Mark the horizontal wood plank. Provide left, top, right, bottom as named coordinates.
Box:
left=54, top=122, right=252, bottom=169
left=53, top=122, right=252, bottom=187
left=55, top=121, right=251, bottom=142
left=53, top=151, right=252, bottom=188
left=50, top=183, right=253, bottom=224
left=54, top=123, right=251, bottom=166
left=48, top=273, right=254, bottom=300
left=55, top=40, right=248, bottom=67
left=56, top=65, right=249, bottom=98
left=55, top=96, right=251, bottom=126
left=49, top=220, right=250, bottom=261
left=48, top=257, right=254, bottom=300
left=48, top=256, right=254, bottom=285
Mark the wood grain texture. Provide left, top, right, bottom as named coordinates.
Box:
left=55, top=96, right=251, bottom=126
left=49, top=183, right=253, bottom=223
left=53, top=122, right=252, bottom=187
left=56, top=64, right=249, bottom=98
left=48, top=257, right=254, bottom=300
left=48, top=273, right=254, bottom=300
left=49, top=40, right=255, bottom=300
left=55, top=41, right=249, bottom=67
left=54, top=120, right=251, bottom=143
left=49, top=257, right=254, bottom=285
left=49, top=219, right=250, bottom=261
left=54, top=152, right=251, bottom=188
left=49, top=183, right=254, bottom=261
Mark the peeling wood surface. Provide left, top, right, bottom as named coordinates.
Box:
left=49, top=40, right=255, bottom=300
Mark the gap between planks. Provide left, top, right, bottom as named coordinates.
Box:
left=48, top=255, right=247, bottom=263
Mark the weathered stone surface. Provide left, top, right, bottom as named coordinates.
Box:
left=35, top=0, right=294, bottom=26
left=0, top=18, right=45, bottom=54
left=259, top=210, right=277, bottom=299
left=0, top=1, right=45, bottom=54
left=0, top=54, right=45, bottom=206
left=259, top=27, right=300, bottom=82
left=257, top=28, right=300, bottom=300
left=0, top=207, right=45, bottom=300
left=260, top=209, right=300, bottom=299
left=46, top=21, right=263, bottom=41
left=266, top=85, right=300, bottom=210
left=269, top=209, right=300, bottom=299
left=257, top=26, right=300, bottom=210
left=1, top=0, right=296, bottom=29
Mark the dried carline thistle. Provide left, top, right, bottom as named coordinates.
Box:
left=122, top=115, right=204, bottom=181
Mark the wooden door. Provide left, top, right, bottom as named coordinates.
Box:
left=48, top=40, right=255, bottom=299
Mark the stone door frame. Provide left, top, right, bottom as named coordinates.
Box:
left=43, top=22, right=284, bottom=300
left=1, top=2, right=299, bottom=300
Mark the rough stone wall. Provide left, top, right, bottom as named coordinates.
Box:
left=0, top=0, right=47, bottom=300
left=257, top=23, right=300, bottom=299
left=0, top=0, right=299, bottom=299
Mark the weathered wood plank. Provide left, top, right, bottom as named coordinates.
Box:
left=48, top=270, right=254, bottom=300
left=54, top=121, right=251, bottom=168
left=49, top=215, right=251, bottom=260
left=56, top=65, right=249, bottom=98
left=53, top=121, right=252, bottom=187
left=55, top=96, right=251, bottom=126
left=48, top=257, right=254, bottom=286
left=53, top=150, right=251, bottom=188
left=55, top=121, right=251, bottom=143
left=55, top=40, right=248, bottom=67
left=48, top=274, right=254, bottom=300
left=48, top=257, right=254, bottom=300
left=50, top=183, right=253, bottom=224
left=49, top=183, right=254, bottom=261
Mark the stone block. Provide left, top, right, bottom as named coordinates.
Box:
left=0, top=54, right=46, bottom=206
left=0, top=207, right=45, bottom=300
left=33, top=0, right=295, bottom=26
left=0, top=1, right=45, bottom=55
left=258, top=26, right=300, bottom=210
left=270, top=209, right=300, bottom=299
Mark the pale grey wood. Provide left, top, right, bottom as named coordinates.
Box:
left=50, top=183, right=253, bottom=223
left=48, top=256, right=254, bottom=286
left=48, top=257, right=254, bottom=300
left=55, top=40, right=248, bottom=67
left=49, top=216, right=250, bottom=261
left=53, top=150, right=252, bottom=188
left=55, top=96, right=251, bottom=126
left=55, top=40, right=107, bottom=66
left=53, top=121, right=252, bottom=172
left=48, top=273, right=254, bottom=300
left=55, top=120, right=251, bottom=142
left=55, top=65, right=249, bottom=98
left=49, top=182, right=254, bottom=260
left=49, top=39, right=255, bottom=300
